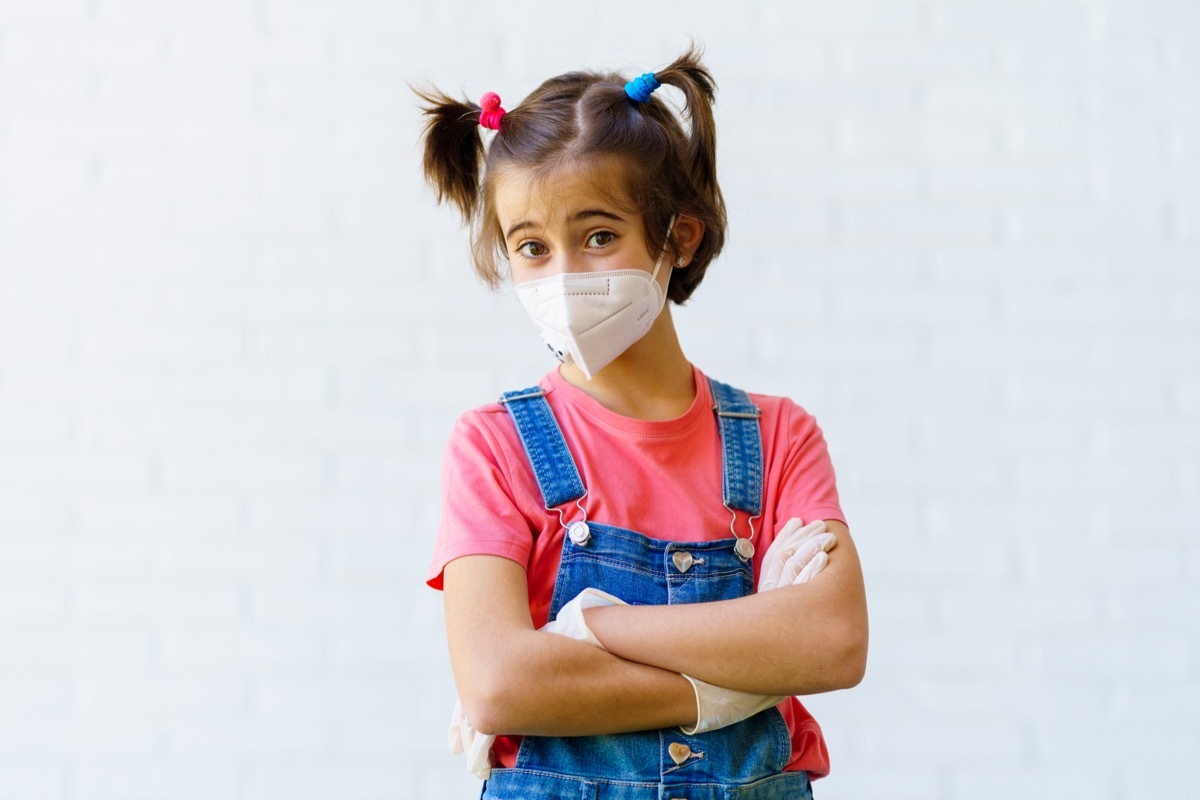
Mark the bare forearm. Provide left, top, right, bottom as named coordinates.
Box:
left=446, top=555, right=697, bottom=738
left=586, top=581, right=868, bottom=696
left=464, top=630, right=697, bottom=737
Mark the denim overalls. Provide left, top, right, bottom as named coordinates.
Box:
left=483, top=377, right=814, bottom=800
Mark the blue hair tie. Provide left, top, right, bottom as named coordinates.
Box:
left=625, top=72, right=661, bottom=104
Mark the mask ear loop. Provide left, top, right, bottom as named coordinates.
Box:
left=648, top=212, right=678, bottom=286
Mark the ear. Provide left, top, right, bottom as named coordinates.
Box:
left=670, top=213, right=706, bottom=267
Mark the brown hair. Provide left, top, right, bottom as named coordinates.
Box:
left=412, top=41, right=726, bottom=305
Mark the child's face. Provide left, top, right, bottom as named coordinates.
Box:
left=493, top=159, right=664, bottom=287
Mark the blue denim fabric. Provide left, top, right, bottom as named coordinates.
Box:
left=489, top=379, right=813, bottom=800
left=499, top=378, right=764, bottom=515
left=709, top=378, right=765, bottom=517
left=499, top=387, right=586, bottom=509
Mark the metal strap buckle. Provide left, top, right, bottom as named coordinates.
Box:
left=499, top=389, right=547, bottom=404
left=713, top=405, right=761, bottom=419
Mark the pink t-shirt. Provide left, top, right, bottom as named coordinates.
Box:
left=427, top=363, right=846, bottom=779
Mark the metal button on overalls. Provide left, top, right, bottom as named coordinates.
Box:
left=667, top=742, right=693, bottom=764
left=568, top=520, right=590, bottom=545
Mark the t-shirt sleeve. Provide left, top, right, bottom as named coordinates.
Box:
left=425, top=409, right=536, bottom=591
left=775, top=400, right=847, bottom=528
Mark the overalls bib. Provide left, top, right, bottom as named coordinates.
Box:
left=483, top=378, right=814, bottom=800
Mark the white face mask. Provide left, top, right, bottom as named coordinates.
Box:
left=515, top=213, right=678, bottom=380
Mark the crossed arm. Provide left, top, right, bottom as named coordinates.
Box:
left=442, top=519, right=867, bottom=737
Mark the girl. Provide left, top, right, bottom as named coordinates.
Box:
left=416, top=43, right=868, bottom=799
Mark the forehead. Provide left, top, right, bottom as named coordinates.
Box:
left=492, top=157, right=637, bottom=225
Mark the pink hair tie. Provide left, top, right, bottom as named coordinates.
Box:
left=479, top=92, right=506, bottom=130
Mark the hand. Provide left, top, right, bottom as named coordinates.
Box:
left=447, top=588, right=626, bottom=779
left=757, top=518, right=837, bottom=593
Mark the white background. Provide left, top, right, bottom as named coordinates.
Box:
left=1, top=1, right=1197, bottom=798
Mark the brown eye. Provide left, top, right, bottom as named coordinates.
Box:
left=588, top=231, right=616, bottom=248
left=517, top=241, right=547, bottom=258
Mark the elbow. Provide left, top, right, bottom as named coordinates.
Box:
left=837, top=626, right=868, bottom=688
left=790, top=618, right=866, bottom=694
left=776, top=622, right=868, bottom=695
left=459, top=673, right=517, bottom=736
left=454, top=629, right=557, bottom=735
left=829, top=615, right=869, bottom=690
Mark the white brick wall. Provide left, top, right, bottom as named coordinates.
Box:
left=1, top=1, right=1196, bottom=798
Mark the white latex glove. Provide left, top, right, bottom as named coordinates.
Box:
left=541, top=587, right=628, bottom=648
left=448, top=698, right=493, bottom=780
left=677, top=519, right=839, bottom=736
left=757, top=518, right=837, bottom=593
left=545, top=588, right=782, bottom=738
left=679, top=675, right=787, bottom=735
left=447, top=587, right=627, bottom=779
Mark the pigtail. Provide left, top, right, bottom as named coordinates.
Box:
left=411, top=85, right=485, bottom=224
left=652, top=42, right=720, bottom=198
left=635, top=42, right=727, bottom=302
left=412, top=44, right=728, bottom=299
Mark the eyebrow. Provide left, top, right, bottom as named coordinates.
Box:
left=504, top=209, right=626, bottom=241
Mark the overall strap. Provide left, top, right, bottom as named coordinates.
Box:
left=498, top=386, right=586, bottom=509
left=708, top=377, right=764, bottom=516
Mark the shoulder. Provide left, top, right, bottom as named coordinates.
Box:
left=751, top=391, right=828, bottom=457
left=764, top=387, right=822, bottom=421
left=695, top=370, right=828, bottom=455
left=443, top=377, right=557, bottom=466
left=698, top=370, right=812, bottom=419
left=446, top=399, right=512, bottom=454
left=731, top=383, right=846, bottom=526
left=438, top=392, right=543, bottom=518
left=706, top=376, right=823, bottom=437
left=451, top=397, right=512, bottom=435
left=746, top=390, right=815, bottom=424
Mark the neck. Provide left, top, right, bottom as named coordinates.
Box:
left=558, top=307, right=695, bottom=420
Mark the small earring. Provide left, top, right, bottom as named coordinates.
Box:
left=675, top=256, right=688, bottom=267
